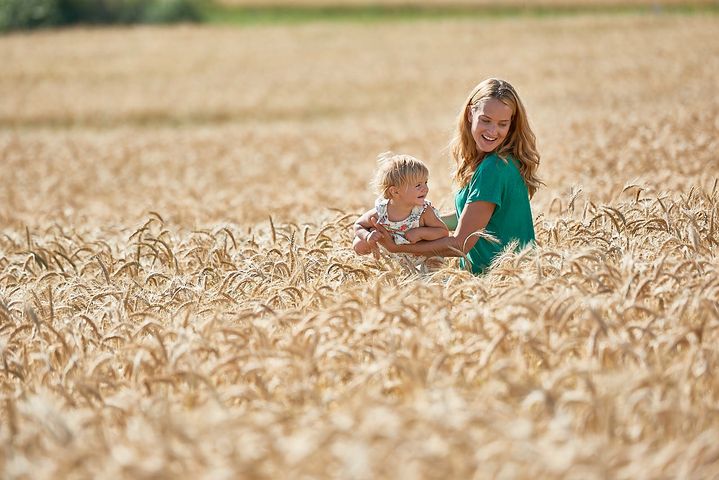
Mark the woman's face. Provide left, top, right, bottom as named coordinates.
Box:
left=468, top=98, right=513, bottom=153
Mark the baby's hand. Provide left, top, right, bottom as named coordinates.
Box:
left=404, top=228, right=421, bottom=244
left=365, top=230, right=381, bottom=258
left=366, top=229, right=381, bottom=246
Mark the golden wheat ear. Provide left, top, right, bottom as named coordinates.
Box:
left=464, top=229, right=500, bottom=247
left=444, top=230, right=500, bottom=271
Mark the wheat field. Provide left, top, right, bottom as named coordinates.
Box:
left=1, top=11, right=719, bottom=480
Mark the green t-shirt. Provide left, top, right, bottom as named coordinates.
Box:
left=454, top=153, right=535, bottom=274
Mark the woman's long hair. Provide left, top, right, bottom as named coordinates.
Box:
left=450, top=78, right=543, bottom=198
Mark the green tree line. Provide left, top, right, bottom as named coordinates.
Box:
left=0, top=0, right=202, bottom=31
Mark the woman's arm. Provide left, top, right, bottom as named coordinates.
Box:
left=372, top=201, right=496, bottom=256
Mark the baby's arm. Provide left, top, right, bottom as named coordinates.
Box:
left=353, top=208, right=381, bottom=256
left=404, top=207, right=450, bottom=243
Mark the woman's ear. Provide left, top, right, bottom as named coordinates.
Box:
left=466, top=105, right=474, bottom=123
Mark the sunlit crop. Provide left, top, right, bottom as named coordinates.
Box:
left=1, top=12, right=718, bottom=479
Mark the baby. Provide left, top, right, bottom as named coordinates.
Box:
left=353, top=152, right=448, bottom=257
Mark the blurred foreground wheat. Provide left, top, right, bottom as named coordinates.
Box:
left=2, top=183, right=718, bottom=478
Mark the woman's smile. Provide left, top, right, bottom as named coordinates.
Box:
left=469, top=98, right=513, bottom=153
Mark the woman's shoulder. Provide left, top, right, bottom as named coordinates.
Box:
left=483, top=152, right=515, bottom=165
left=478, top=152, right=519, bottom=175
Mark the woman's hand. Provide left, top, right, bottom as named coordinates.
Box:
left=369, top=218, right=399, bottom=253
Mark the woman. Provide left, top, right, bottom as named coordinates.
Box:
left=370, top=78, right=542, bottom=274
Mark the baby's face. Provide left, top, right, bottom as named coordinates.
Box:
left=396, top=176, right=429, bottom=206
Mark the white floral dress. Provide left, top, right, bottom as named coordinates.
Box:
left=374, top=198, right=440, bottom=245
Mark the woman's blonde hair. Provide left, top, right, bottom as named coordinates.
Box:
left=450, top=78, right=543, bottom=198
left=372, top=151, right=429, bottom=199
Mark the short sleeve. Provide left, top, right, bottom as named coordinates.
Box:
left=374, top=197, right=388, bottom=218
left=465, top=156, right=505, bottom=208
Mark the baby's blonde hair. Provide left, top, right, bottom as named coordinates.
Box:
left=372, top=152, right=429, bottom=199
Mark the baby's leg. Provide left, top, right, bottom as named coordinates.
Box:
left=353, top=236, right=374, bottom=255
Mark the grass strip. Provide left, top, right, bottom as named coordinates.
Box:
left=202, top=2, right=719, bottom=25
